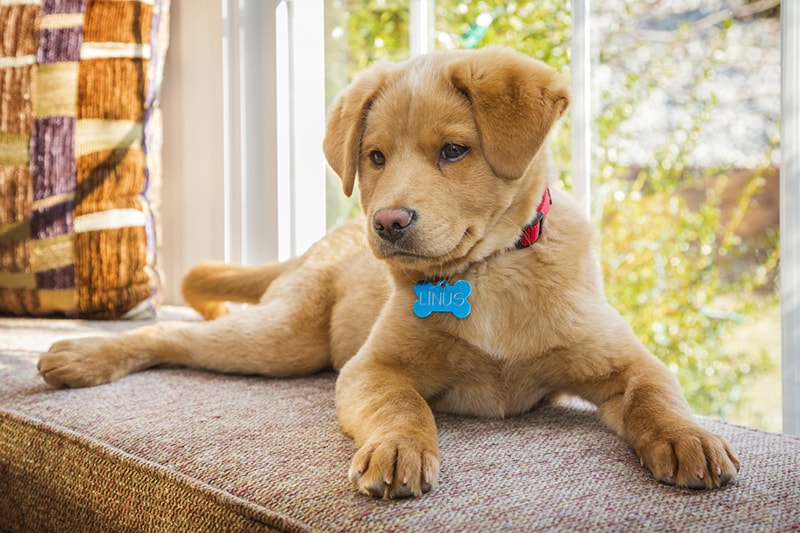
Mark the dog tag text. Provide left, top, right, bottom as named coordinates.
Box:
left=413, top=280, right=472, bottom=319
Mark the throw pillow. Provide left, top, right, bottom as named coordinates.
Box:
left=0, top=0, right=169, bottom=318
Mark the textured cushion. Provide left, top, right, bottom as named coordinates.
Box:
left=0, top=0, right=169, bottom=318
left=1, top=309, right=799, bottom=531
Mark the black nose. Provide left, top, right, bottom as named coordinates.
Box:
left=373, top=207, right=416, bottom=243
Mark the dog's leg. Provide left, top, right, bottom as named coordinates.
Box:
left=38, top=299, right=331, bottom=388
left=567, top=316, right=740, bottom=489
left=334, top=326, right=451, bottom=499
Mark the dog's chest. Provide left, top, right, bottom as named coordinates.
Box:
left=428, top=355, right=553, bottom=418
left=455, top=272, right=560, bottom=359
left=422, top=270, right=565, bottom=417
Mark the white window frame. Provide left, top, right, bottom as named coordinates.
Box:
left=160, top=0, right=325, bottom=305
left=781, top=0, right=799, bottom=436
left=160, top=1, right=797, bottom=435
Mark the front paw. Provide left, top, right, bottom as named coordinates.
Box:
left=637, top=424, right=740, bottom=489
left=349, top=433, right=440, bottom=499
left=38, top=337, right=131, bottom=388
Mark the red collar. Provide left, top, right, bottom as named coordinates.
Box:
left=515, top=188, right=551, bottom=249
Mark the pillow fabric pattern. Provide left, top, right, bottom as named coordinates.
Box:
left=0, top=0, right=169, bottom=318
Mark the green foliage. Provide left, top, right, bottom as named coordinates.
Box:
left=589, top=2, right=778, bottom=420
left=324, top=0, right=779, bottom=423
left=601, top=185, right=775, bottom=418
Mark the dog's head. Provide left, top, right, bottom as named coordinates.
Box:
left=324, top=47, right=569, bottom=277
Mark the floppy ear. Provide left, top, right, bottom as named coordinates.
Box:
left=446, top=47, right=570, bottom=180
left=323, top=62, right=393, bottom=197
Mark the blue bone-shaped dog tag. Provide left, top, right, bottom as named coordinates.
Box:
left=413, top=280, right=472, bottom=319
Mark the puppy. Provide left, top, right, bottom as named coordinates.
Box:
left=38, top=47, right=740, bottom=499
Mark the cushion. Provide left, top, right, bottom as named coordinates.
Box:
left=1, top=308, right=799, bottom=531
left=0, top=0, right=169, bottom=318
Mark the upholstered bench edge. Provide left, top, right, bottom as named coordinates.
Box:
left=0, top=409, right=306, bottom=533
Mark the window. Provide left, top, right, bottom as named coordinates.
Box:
left=160, top=0, right=796, bottom=435
left=160, top=0, right=326, bottom=306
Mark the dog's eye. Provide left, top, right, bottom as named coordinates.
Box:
left=369, top=150, right=386, bottom=167
left=440, top=144, right=469, bottom=162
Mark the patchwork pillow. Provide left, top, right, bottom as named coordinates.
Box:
left=0, top=0, right=170, bottom=318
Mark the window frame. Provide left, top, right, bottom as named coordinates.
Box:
left=160, top=0, right=796, bottom=435
left=160, top=0, right=325, bottom=305
left=780, top=0, right=799, bottom=436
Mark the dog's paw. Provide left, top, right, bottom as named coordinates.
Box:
left=637, top=424, right=740, bottom=489
left=349, top=434, right=440, bottom=499
left=38, top=337, right=134, bottom=388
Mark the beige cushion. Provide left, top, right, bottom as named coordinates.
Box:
left=1, top=308, right=798, bottom=531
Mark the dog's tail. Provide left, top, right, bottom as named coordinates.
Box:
left=181, top=257, right=302, bottom=320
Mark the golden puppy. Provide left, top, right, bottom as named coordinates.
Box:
left=38, top=47, right=740, bottom=499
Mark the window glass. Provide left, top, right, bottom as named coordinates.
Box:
left=592, top=0, right=780, bottom=431
left=323, top=0, right=781, bottom=431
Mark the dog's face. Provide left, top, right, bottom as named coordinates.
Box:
left=324, top=48, right=569, bottom=277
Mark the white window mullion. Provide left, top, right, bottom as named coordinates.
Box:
left=410, top=0, right=435, bottom=56
left=281, top=0, right=326, bottom=260
left=222, top=0, right=243, bottom=264
left=238, top=0, right=280, bottom=266
left=570, top=0, right=592, bottom=221
left=781, top=0, right=800, bottom=437
left=276, top=2, right=292, bottom=261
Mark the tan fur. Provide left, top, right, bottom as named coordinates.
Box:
left=38, top=47, right=739, bottom=499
